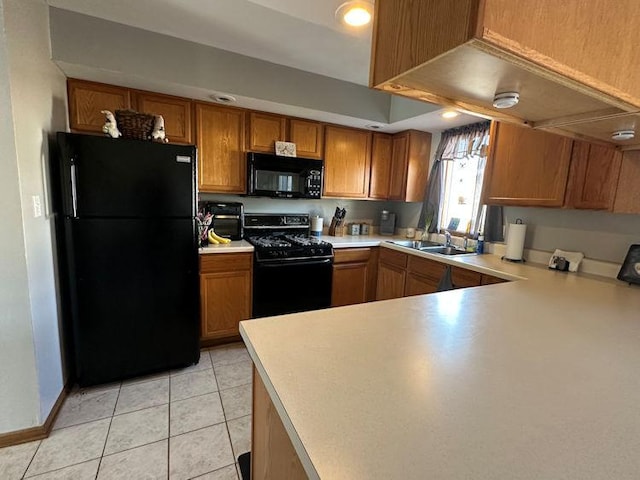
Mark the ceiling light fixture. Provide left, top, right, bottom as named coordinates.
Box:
left=492, top=92, right=520, bottom=109
left=210, top=94, right=237, bottom=104
left=441, top=111, right=460, bottom=119
left=611, top=130, right=635, bottom=141
left=336, top=1, right=373, bottom=27
left=365, top=123, right=384, bottom=130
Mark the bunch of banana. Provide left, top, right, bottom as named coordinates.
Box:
left=207, top=229, right=231, bottom=245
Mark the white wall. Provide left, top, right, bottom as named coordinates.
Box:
left=0, top=0, right=67, bottom=432
left=504, top=207, right=640, bottom=264
left=0, top=0, right=41, bottom=433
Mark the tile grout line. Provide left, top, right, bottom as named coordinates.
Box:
left=95, top=383, right=122, bottom=480
left=211, top=351, right=241, bottom=472
left=20, top=440, right=42, bottom=480
left=167, top=373, right=172, bottom=479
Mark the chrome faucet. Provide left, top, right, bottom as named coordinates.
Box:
left=444, top=231, right=452, bottom=247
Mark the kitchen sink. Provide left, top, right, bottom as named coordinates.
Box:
left=388, top=240, right=443, bottom=249
left=388, top=240, right=476, bottom=256
left=428, top=246, right=474, bottom=256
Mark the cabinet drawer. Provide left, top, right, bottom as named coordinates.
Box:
left=200, top=253, right=252, bottom=273
left=407, top=255, right=446, bottom=281
left=451, top=267, right=482, bottom=288
left=379, top=248, right=408, bottom=268
left=334, top=248, right=371, bottom=264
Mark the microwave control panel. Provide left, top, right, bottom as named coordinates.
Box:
left=305, top=170, right=322, bottom=198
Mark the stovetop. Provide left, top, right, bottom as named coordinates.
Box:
left=244, top=213, right=333, bottom=262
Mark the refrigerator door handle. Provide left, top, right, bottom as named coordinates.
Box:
left=70, top=163, right=78, bottom=218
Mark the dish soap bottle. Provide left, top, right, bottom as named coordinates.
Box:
left=476, top=235, right=485, bottom=254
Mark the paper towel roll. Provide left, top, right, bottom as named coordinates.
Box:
left=505, top=222, right=527, bottom=260
left=311, top=216, right=323, bottom=237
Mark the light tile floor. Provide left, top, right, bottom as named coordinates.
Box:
left=0, top=342, right=252, bottom=480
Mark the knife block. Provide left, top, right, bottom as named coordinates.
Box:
left=328, top=217, right=344, bottom=236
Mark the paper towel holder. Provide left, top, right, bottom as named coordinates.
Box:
left=501, top=218, right=527, bottom=263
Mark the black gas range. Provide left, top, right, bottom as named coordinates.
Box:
left=244, top=214, right=334, bottom=318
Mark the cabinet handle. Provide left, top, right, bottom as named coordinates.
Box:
left=70, top=163, right=78, bottom=218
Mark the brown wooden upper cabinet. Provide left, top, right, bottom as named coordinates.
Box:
left=389, top=130, right=432, bottom=202
left=247, top=113, right=324, bottom=159
left=482, top=122, right=573, bottom=207
left=323, top=126, right=372, bottom=198
left=133, top=92, right=193, bottom=144
left=246, top=112, right=287, bottom=153
left=195, top=103, right=246, bottom=194
left=613, top=151, right=640, bottom=214
left=68, top=79, right=131, bottom=133
left=289, top=118, right=323, bottom=159
left=564, top=141, right=622, bottom=210
left=369, top=133, right=393, bottom=199
left=370, top=0, right=640, bottom=146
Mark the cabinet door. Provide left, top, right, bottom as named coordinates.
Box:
left=369, top=133, right=392, bottom=199
left=564, top=141, right=622, bottom=210
left=196, top=103, right=246, bottom=193
left=405, top=272, right=439, bottom=296
left=389, top=133, right=409, bottom=200
left=323, top=126, right=372, bottom=198
left=332, top=263, right=369, bottom=307
left=247, top=112, right=286, bottom=153
left=404, top=130, right=432, bottom=202
left=134, top=92, right=193, bottom=144
left=482, top=122, right=573, bottom=207
left=480, top=274, right=507, bottom=285
left=451, top=267, right=482, bottom=289
left=613, top=151, right=640, bottom=214
left=376, top=263, right=406, bottom=300
left=68, top=79, right=131, bottom=133
left=200, top=270, right=252, bottom=340
left=289, top=119, right=323, bottom=159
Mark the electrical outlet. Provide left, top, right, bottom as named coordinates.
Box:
left=32, top=195, right=42, bottom=218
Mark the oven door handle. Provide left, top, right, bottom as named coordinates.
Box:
left=256, top=258, right=333, bottom=267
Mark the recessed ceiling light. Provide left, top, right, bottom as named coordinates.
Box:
left=493, top=92, right=520, bottom=109
left=336, top=1, right=373, bottom=27
left=611, top=130, right=635, bottom=141
left=210, top=94, right=236, bottom=104
left=441, top=111, right=460, bottom=119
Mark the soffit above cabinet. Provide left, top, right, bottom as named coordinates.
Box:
left=370, top=0, right=640, bottom=150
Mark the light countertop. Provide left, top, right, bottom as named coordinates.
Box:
left=198, top=239, right=254, bottom=254
left=240, top=247, right=640, bottom=479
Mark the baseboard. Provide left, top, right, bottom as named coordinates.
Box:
left=200, top=335, right=243, bottom=349
left=0, top=386, right=68, bottom=448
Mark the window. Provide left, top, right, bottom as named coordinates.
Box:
left=428, top=122, right=491, bottom=237
left=438, top=151, right=486, bottom=235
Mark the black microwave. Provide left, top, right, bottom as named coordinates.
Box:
left=247, top=152, right=323, bottom=199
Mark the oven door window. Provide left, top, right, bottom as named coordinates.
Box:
left=255, top=169, right=301, bottom=194
left=212, top=217, right=240, bottom=239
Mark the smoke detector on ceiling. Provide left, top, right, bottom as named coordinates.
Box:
left=210, top=94, right=237, bottom=104
left=611, top=130, right=635, bottom=141
left=493, top=92, right=520, bottom=109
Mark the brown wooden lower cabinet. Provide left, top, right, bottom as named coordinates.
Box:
left=480, top=274, right=508, bottom=285
left=451, top=267, right=482, bottom=289
left=331, top=248, right=378, bottom=306
left=376, top=248, right=408, bottom=300
left=252, top=367, right=307, bottom=480
left=200, top=253, right=252, bottom=343
left=377, top=248, right=505, bottom=300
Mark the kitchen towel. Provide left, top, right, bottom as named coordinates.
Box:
left=548, top=249, right=584, bottom=272
left=505, top=221, right=527, bottom=261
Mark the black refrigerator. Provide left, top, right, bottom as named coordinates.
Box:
left=53, top=133, right=200, bottom=386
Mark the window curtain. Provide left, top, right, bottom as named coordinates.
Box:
left=419, top=121, right=492, bottom=236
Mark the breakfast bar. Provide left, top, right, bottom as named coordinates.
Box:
left=240, top=251, right=640, bottom=479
